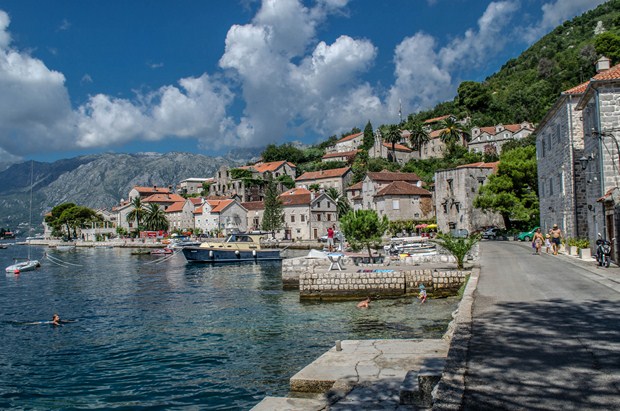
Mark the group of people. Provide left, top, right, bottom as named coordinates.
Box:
left=532, top=224, right=562, bottom=255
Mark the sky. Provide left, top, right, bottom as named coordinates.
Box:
left=0, top=0, right=608, bottom=162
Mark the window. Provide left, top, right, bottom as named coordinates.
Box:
left=392, top=199, right=400, bottom=210
left=327, top=213, right=332, bottom=221
left=291, top=215, right=295, bottom=223
left=301, top=214, right=306, bottom=222
left=549, top=177, right=553, bottom=196
left=317, top=214, right=321, bottom=221
left=447, top=179, right=453, bottom=193
left=414, top=213, right=420, bottom=218
left=317, top=201, right=321, bottom=208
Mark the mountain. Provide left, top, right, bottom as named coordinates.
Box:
left=0, top=152, right=241, bottom=233
left=408, top=0, right=620, bottom=127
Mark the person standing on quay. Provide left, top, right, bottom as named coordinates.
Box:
left=550, top=224, right=562, bottom=255
left=327, top=225, right=335, bottom=252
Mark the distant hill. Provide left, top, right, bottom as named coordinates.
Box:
left=409, top=0, right=620, bottom=127
left=0, top=152, right=242, bottom=233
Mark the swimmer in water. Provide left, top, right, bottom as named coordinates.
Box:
left=357, top=297, right=371, bottom=308
left=51, top=313, right=61, bottom=326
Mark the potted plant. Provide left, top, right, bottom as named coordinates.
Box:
left=565, top=237, right=579, bottom=256
left=577, top=238, right=591, bottom=259
left=432, top=232, right=481, bottom=269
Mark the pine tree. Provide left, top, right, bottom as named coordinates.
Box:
left=261, top=181, right=284, bottom=237
left=362, top=121, right=374, bottom=150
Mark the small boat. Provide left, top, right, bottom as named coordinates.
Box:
left=55, top=244, right=76, bottom=251
left=384, top=236, right=437, bottom=256
left=150, top=247, right=174, bottom=255
left=182, top=233, right=281, bottom=263
left=0, top=244, right=7, bottom=249
left=6, top=258, right=41, bottom=274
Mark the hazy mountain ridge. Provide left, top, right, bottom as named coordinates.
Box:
left=0, top=152, right=242, bottom=231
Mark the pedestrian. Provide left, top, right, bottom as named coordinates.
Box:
left=418, top=285, right=427, bottom=303
left=326, top=225, right=335, bottom=252
left=545, top=234, right=551, bottom=254
left=533, top=228, right=544, bottom=255
left=550, top=224, right=562, bottom=255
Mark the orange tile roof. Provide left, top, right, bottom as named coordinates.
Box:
left=207, top=199, right=235, bottom=213
left=279, top=187, right=312, bottom=206
left=477, top=124, right=532, bottom=136
left=430, top=128, right=447, bottom=139
left=321, top=150, right=360, bottom=159
left=336, top=132, right=363, bottom=143
left=241, top=201, right=265, bottom=210
left=375, top=181, right=431, bottom=197
left=592, top=63, right=620, bottom=81
left=165, top=201, right=186, bottom=213
left=424, top=114, right=452, bottom=124
left=456, top=161, right=500, bottom=171
left=142, top=193, right=185, bottom=203
left=189, top=198, right=203, bottom=205
left=133, top=186, right=172, bottom=195
left=296, top=167, right=351, bottom=181
left=239, top=160, right=296, bottom=174
left=563, top=81, right=589, bottom=95
left=346, top=181, right=363, bottom=191
left=382, top=142, right=412, bottom=152
left=366, top=170, right=421, bottom=183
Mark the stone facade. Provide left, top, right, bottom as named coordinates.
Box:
left=295, top=167, right=353, bottom=195
left=469, top=122, right=534, bottom=154
left=435, top=163, right=503, bottom=234
left=536, top=91, right=586, bottom=237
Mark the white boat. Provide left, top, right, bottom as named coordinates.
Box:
left=384, top=236, right=436, bottom=256
left=6, top=258, right=41, bottom=274
left=55, top=244, right=76, bottom=251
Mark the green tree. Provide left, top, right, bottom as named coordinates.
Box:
left=595, top=31, right=620, bottom=63
left=381, top=124, right=402, bottom=162
left=474, top=145, right=539, bottom=229
left=126, top=197, right=146, bottom=232
left=457, top=81, right=491, bottom=113
left=408, top=121, right=430, bottom=151
left=45, top=203, right=100, bottom=239
left=362, top=121, right=375, bottom=150
left=439, top=117, right=470, bottom=146
left=261, top=181, right=284, bottom=237
left=143, top=203, right=169, bottom=231
left=340, top=209, right=388, bottom=258
left=326, top=187, right=352, bottom=218
left=277, top=174, right=296, bottom=189
left=432, top=232, right=481, bottom=269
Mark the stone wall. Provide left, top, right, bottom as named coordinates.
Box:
left=299, top=268, right=469, bottom=300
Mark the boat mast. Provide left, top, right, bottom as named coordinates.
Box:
left=28, top=160, right=33, bottom=260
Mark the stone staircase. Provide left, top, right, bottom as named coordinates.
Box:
left=399, top=358, right=446, bottom=408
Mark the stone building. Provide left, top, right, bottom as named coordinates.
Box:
left=373, top=181, right=433, bottom=221
left=209, top=161, right=296, bottom=202
left=435, top=162, right=503, bottom=234
left=361, top=171, right=424, bottom=211
left=166, top=198, right=201, bottom=232
left=193, top=199, right=248, bottom=234
left=576, top=58, right=620, bottom=258
left=278, top=187, right=338, bottom=241
left=536, top=80, right=587, bottom=238
left=241, top=201, right=265, bottom=232
left=469, top=122, right=534, bottom=155
left=325, top=132, right=364, bottom=153
left=128, top=185, right=172, bottom=201
left=321, top=150, right=360, bottom=163
left=177, top=178, right=214, bottom=197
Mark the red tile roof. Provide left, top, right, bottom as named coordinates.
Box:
left=165, top=201, right=186, bottom=213
left=193, top=206, right=203, bottom=214
left=321, top=150, right=360, bottom=159
left=592, top=63, right=620, bottom=81
left=296, top=167, right=351, bottom=181
left=477, top=124, right=532, bottom=136
left=189, top=198, right=203, bottom=205
left=239, top=160, right=296, bottom=174
left=207, top=199, right=235, bottom=213
left=346, top=181, right=363, bottom=191
left=374, top=181, right=431, bottom=197
left=366, top=170, right=421, bottom=183
left=241, top=201, right=265, bottom=210
left=133, top=186, right=172, bottom=195
left=456, top=161, right=499, bottom=171
left=429, top=128, right=447, bottom=139
left=382, top=142, right=412, bottom=152
left=142, top=193, right=185, bottom=203
left=424, top=115, right=452, bottom=124
left=279, top=187, right=312, bottom=206
left=563, top=81, right=589, bottom=95
left=336, top=132, right=363, bottom=143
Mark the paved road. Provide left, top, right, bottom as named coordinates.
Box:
left=462, top=241, right=620, bottom=410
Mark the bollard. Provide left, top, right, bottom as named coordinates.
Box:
left=336, top=340, right=342, bottom=351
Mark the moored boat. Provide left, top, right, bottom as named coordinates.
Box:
left=6, top=258, right=41, bottom=274
left=182, top=233, right=281, bottom=263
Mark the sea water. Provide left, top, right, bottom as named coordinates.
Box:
left=0, top=246, right=458, bottom=410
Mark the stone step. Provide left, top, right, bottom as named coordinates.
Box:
left=250, top=396, right=327, bottom=411
left=399, top=357, right=446, bottom=407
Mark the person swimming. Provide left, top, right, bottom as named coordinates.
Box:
left=357, top=297, right=371, bottom=308
left=51, top=313, right=61, bottom=326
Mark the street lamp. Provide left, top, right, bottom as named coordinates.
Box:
left=578, top=153, right=595, bottom=171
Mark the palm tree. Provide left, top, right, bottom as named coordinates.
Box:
left=143, top=203, right=169, bottom=231
left=126, top=197, right=146, bottom=232
left=326, top=187, right=352, bottom=218
left=381, top=124, right=402, bottom=162
left=408, top=121, right=430, bottom=152
left=439, top=117, right=470, bottom=146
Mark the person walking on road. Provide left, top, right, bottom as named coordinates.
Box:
left=533, top=228, right=544, bottom=255
left=550, top=224, right=562, bottom=255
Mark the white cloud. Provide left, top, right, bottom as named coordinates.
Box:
left=58, top=18, right=70, bottom=31
left=0, top=11, right=10, bottom=48
left=524, top=0, right=608, bottom=43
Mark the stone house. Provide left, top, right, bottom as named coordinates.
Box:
left=241, top=201, right=265, bottom=232
left=279, top=187, right=338, bottom=241
left=321, top=150, right=360, bottom=163
left=177, top=178, right=214, bottom=197
left=345, top=181, right=363, bottom=211
left=373, top=181, right=433, bottom=221
left=576, top=57, right=620, bottom=259
left=128, top=185, right=172, bottom=201
left=361, top=171, right=424, bottom=211
left=295, top=167, right=353, bottom=194
left=469, top=122, right=535, bottom=155
left=325, top=132, right=364, bottom=153
left=166, top=198, right=201, bottom=232
left=369, top=139, right=417, bottom=164
left=435, top=162, right=503, bottom=234
left=209, top=161, right=296, bottom=202
left=194, top=199, right=248, bottom=234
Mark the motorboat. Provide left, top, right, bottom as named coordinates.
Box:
left=151, top=247, right=174, bottom=255
left=6, top=258, right=41, bottom=274
left=182, top=233, right=281, bottom=263
left=384, top=236, right=437, bottom=256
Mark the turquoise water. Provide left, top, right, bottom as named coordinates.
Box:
left=0, top=246, right=458, bottom=410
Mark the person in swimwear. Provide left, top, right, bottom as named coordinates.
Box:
left=51, top=313, right=61, bottom=326
left=357, top=297, right=371, bottom=308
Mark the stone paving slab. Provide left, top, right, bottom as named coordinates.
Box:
left=250, top=396, right=327, bottom=411
left=290, top=339, right=449, bottom=394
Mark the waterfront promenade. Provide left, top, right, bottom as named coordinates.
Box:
left=255, top=241, right=620, bottom=410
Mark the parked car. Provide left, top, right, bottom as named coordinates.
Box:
left=481, top=227, right=501, bottom=239
left=517, top=227, right=540, bottom=242
left=319, top=231, right=343, bottom=243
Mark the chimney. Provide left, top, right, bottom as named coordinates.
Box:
left=153, top=185, right=157, bottom=190
left=596, top=56, right=611, bottom=73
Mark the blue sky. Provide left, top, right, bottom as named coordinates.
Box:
left=0, top=0, right=607, bottom=162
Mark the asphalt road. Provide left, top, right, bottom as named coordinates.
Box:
left=462, top=241, right=620, bottom=410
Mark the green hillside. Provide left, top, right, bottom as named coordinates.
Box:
left=409, top=0, right=620, bottom=127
